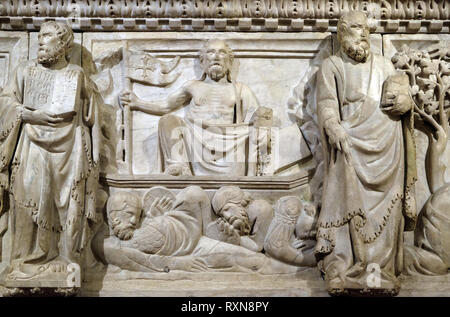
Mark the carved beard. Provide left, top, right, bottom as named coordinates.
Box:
left=111, top=219, right=135, bottom=241
left=38, top=43, right=65, bottom=66
left=341, top=35, right=370, bottom=63
left=207, top=64, right=227, bottom=81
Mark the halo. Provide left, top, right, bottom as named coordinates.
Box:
left=142, top=186, right=175, bottom=218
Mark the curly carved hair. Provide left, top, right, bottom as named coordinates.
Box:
left=106, top=192, right=142, bottom=222
left=199, top=40, right=234, bottom=82
left=39, top=21, right=74, bottom=61
left=337, top=11, right=369, bottom=44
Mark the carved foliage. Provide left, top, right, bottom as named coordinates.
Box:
left=392, top=44, right=450, bottom=193
left=392, top=44, right=450, bottom=126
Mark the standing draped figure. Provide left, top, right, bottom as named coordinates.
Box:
left=314, top=11, right=417, bottom=295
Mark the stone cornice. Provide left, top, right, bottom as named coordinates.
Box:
left=102, top=173, right=309, bottom=190
left=0, top=0, right=449, bottom=33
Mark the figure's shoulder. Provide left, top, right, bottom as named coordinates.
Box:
left=236, top=81, right=249, bottom=89
left=319, top=55, right=341, bottom=72
left=373, top=53, right=394, bottom=66
left=16, top=59, right=38, bottom=72
left=66, top=63, right=85, bottom=74
left=181, top=79, right=198, bottom=92
left=24, top=59, right=39, bottom=67
left=372, top=53, right=396, bottom=73
left=235, top=82, right=255, bottom=94
left=9, top=60, right=38, bottom=79
left=323, top=55, right=339, bottom=64
left=248, top=199, right=274, bottom=220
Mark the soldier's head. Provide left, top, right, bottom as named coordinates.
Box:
left=107, top=192, right=142, bottom=240
left=212, top=186, right=251, bottom=235
left=276, top=196, right=302, bottom=218
left=38, top=21, right=74, bottom=67
left=199, top=40, right=234, bottom=82
left=337, top=11, right=370, bottom=63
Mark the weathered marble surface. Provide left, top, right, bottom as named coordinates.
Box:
left=1, top=0, right=449, bottom=33
left=0, top=31, right=28, bottom=91
left=0, top=3, right=450, bottom=298
left=0, top=22, right=100, bottom=293
left=383, top=34, right=450, bottom=278
left=78, top=272, right=450, bottom=297
left=82, top=32, right=331, bottom=175
left=315, top=11, right=415, bottom=295
left=384, top=34, right=450, bottom=212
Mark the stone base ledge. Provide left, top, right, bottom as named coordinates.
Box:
left=1, top=271, right=449, bottom=297
left=81, top=272, right=450, bottom=297
left=80, top=269, right=328, bottom=297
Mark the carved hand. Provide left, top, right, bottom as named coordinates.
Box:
left=20, top=108, right=64, bottom=127
left=148, top=196, right=173, bottom=217
left=325, top=120, right=352, bottom=160
left=217, top=218, right=241, bottom=244
left=120, top=90, right=139, bottom=110
left=292, top=238, right=307, bottom=249
left=292, top=238, right=315, bottom=251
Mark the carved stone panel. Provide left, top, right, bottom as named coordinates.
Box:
left=0, top=31, right=28, bottom=91
left=1, top=2, right=450, bottom=298
left=82, top=32, right=332, bottom=175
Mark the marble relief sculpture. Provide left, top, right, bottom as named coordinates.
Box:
left=94, top=186, right=316, bottom=274
left=121, top=40, right=260, bottom=176
left=94, top=187, right=213, bottom=272
left=206, top=186, right=273, bottom=252
left=0, top=0, right=449, bottom=298
left=264, top=196, right=317, bottom=267
left=315, top=11, right=417, bottom=295
left=0, top=21, right=101, bottom=287
left=390, top=44, right=450, bottom=276
left=120, top=39, right=310, bottom=177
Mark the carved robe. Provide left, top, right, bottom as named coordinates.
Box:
left=158, top=82, right=259, bottom=176
left=128, top=186, right=209, bottom=256
left=0, top=61, right=101, bottom=265
left=315, top=51, right=416, bottom=288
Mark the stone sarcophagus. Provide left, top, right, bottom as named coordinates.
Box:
left=0, top=0, right=449, bottom=298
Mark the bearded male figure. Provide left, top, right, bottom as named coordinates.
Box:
left=94, top=187, right=276, bottom=273
left=94, top=188, right=211, bottom=272
left=121, top=40, right=260, bottom=176
left=0, top=22, right=101, bottom=280
left=314, top=12, right=416, bottom=294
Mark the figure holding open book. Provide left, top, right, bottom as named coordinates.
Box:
left=0, top=21, right=101, bottom=281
